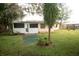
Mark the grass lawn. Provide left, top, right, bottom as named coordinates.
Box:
left=0, top=30, right=79, bottom=56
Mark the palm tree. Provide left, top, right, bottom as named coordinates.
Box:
left=43, top=3, right=60, bottom=44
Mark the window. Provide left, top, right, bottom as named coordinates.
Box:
left=30, top=24, right=38, bottom=28
left=40, top=24, right=45, bottom=28
left=14, top=23, right=24, bottom=28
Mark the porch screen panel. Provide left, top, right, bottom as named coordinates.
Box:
left=14, top=23, right=24, bottom=28
left=30, top=24, right=38, bottom=28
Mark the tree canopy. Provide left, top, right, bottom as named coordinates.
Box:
left=43, top=3, right=60, bottom=27
left=58, top=3, right=71, bottom=20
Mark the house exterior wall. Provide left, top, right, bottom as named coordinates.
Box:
left=38, top=23, right=59, bottom=33
left=29, top=23, right=39, bottom=33
left=13, top=23, right=28, bottom=33
left=13, top=22, right=60, bottom=34
left=13, top=23, right=39, bottom=34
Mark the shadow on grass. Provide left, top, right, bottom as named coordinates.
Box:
left=23, top=34, right=38, bottom=45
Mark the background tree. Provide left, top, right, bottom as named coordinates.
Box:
left=43, top=3, right=60, bottom=44
left=21, top=3, right=43, bottom=16
left=0, top=4, right=7, bottom=32
left=58, top=3, right=72, bottom=29
left=0, top=3, right=23, bottom=33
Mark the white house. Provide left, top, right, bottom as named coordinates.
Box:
left=13, top=14, right=59, bottom=34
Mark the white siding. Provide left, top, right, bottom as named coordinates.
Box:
left=13, top=28, right=26, bottom=33
left=13, top=23, right=60, bottom=34
left=29, top=28, right=38, bottom=33
left=25, top=23, right=29, bottom=28
left=38, top=24, right=60, bottom=33
left=13, top=23, right=39, bottom=33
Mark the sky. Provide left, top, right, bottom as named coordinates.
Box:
left=65, top=1, right=79, bottom=23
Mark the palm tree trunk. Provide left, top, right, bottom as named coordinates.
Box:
left=48, top=27, right=51, bottom=43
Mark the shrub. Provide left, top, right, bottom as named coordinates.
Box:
left=37, top=37, right=52, bottom=47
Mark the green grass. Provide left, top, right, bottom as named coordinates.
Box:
left=0, top=30, right=79, bottom=56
